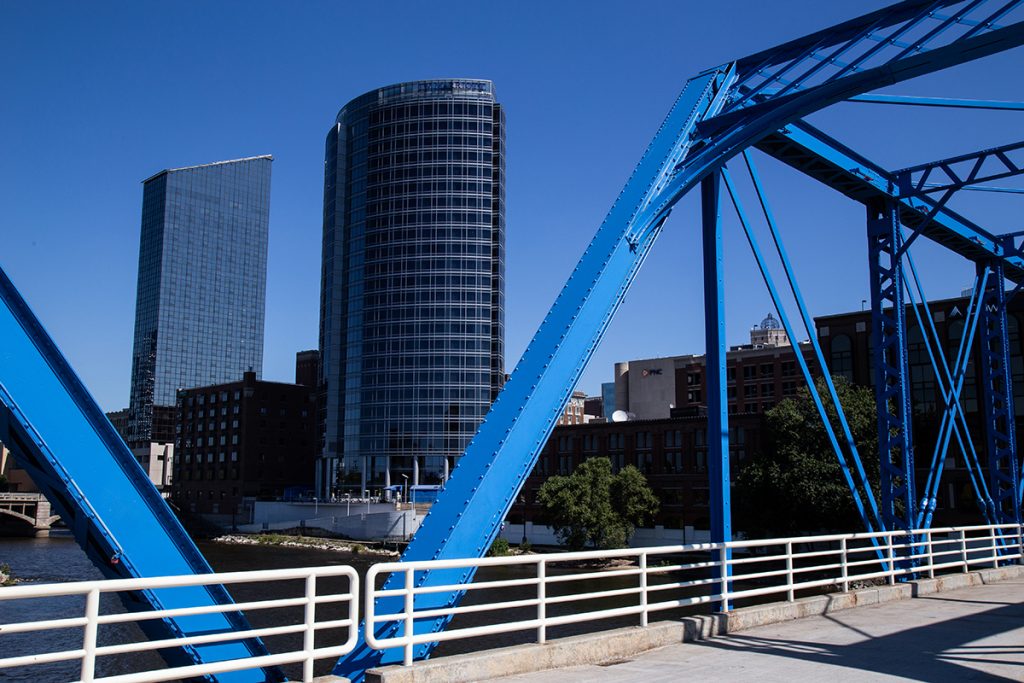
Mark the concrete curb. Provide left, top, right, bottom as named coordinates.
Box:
left=364, top=564, right=1024, bottom=683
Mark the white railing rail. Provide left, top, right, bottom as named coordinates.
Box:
left=365, top=523, right=1024, bottom=665
left=0, top=564, right=359, bottom=683
left=3, top=524, right=1022, bottom=680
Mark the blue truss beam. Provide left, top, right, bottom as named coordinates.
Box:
left=847, top=93, right=1024, bottom=111
left=702, top=174, right=732, bottom=606
left=896, top=139, right=1024, bottom=197
left=0, top=267, right=279, bottom=682
left=978, top=260, right=1023, bottom=523
left=699, top=13, right=1024, bottom=137
left=868, top=199, right=918, bottom=533
left=755, top=121, right=1024, bottom=281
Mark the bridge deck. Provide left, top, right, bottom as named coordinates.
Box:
left=499, top=576, right=1024, bottom=682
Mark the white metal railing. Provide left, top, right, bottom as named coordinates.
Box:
left=0, top=564, right=359, bottom=683
left=365, top=523, right=1024, bottom=665
left=3, top=524, right=1022, bottom=680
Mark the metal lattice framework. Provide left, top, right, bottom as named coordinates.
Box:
left=335, top=2, right=1024, bottom=679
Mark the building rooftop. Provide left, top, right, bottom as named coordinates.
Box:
left=142, top=155, right=273, bottom=184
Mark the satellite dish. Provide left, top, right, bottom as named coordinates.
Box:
left=611, top=410, right=634, bottom=422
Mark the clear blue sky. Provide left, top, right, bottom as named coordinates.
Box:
left=2, top=1, right=1022, bottom=411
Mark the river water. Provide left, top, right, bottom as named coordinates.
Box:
left=0, top=534, right=705, bottom=682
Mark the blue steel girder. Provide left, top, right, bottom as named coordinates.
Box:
left=868, top=200, right=918, bottom=533
left=336, top=4, right=1024, bottom=680
left=978, top=260, right=1022, bottom=523
left=702, top=174, right=733, bottom=606
left=704, top=0, right=1024, bottom=132
left=755, top=121, right=1024, bottom=283
left=895, top=139, right=1024, bottom=197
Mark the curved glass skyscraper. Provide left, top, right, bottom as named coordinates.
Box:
left=318, top=80, right=505, bottom=497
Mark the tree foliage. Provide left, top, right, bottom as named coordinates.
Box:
left=537, top=457, right=659, bottom=550
left=735, top=375, right=879, bottom=537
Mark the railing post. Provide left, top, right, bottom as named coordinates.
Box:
left=785, top=541, right=794, bottom=602
left=303, top=574, right=317, bottom=682
left=840, top=537, right=849, bottom=592
left=639, top=552, right=649, bottom=627
left=960, top=528, right=968, bottom=572
left=537, top=559, right=547, bottom=644
left=719, top=547, right=731, bottom=612
left=887, top=534, right=896, bottom=585
left=404, top=567, right=415, bottom=666
left=926, top=530, right=935, bottom=579
left=991, top=527, right=999, bottom=568
left=1018, top=523, right=1024, bottom=564
left=80, top=588, right=100, bottom=683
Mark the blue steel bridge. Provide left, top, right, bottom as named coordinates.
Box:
left=3, top=1, right=1024, bottom=681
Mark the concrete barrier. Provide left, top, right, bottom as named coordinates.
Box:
left=364, top=564, right=1024, bottom=683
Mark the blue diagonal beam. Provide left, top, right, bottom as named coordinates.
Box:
left=741, top=150, right=884, bottom=532
left=722, top=167, right=884, bottom=534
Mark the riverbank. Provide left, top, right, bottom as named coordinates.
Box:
left=211, top=533, right=400, bottom=558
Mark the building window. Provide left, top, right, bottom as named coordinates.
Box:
left=830, top=334, right=854, bottom=382
left=692, top=487, right=709, bottom=506
left=664, top=451, right=683, bottom=473
left=636, top=431, right=652, bottom=449
left=694, top=452, right=707, bottom=473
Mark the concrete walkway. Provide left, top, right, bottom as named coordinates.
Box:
left=499, top=577, right=1024, bottom=682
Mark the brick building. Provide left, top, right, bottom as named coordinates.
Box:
left=514, top=413, right=765, bottom=532
left=514, top=315, right=815, bottom=531
left=171, top=371, right=316, bottom=516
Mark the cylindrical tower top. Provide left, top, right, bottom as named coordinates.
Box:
left=336, top=79, right=495, bottom=125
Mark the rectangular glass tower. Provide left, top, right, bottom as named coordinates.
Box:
left=128, top=156, right=272, bottom=446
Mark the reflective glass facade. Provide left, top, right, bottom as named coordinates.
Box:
left=319, top=80, right=505, bottom=496
left=128, top=156, right=271, bottom=446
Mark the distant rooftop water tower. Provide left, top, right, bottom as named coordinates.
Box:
left=749, top=312, right=789, bottom=348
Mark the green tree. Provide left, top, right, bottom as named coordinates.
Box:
left=537, top=457, right=659, bottom=550
left=735, top=375, right=879, bottom=537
